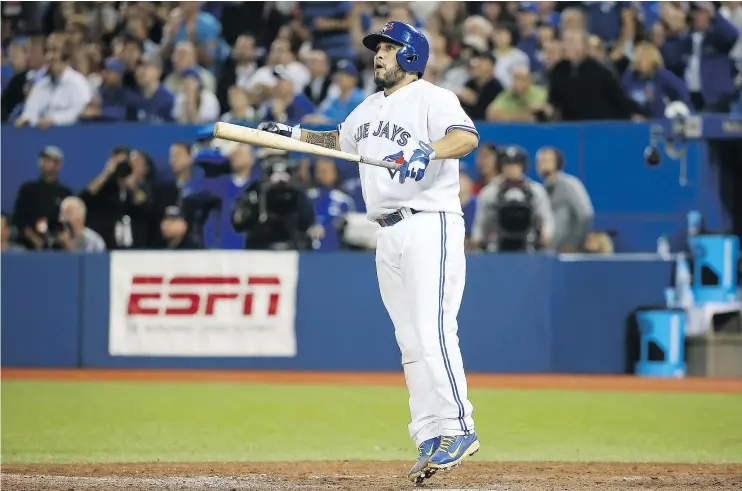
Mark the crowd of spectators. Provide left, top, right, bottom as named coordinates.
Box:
left=2, top=1, right=741, bottom=254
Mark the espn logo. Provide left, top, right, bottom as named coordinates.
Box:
left=127, top=275, right=281, bottom=317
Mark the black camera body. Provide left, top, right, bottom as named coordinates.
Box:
left=231, top=150, right=313, bottom=250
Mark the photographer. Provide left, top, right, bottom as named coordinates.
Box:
left=81, top=147, right=154, bottom=249
left=11, top=146, right=72, bottom=250
left=472, top=145, right=554, bottom=252
left=56, top=197, right=106, bottom=252
left=231, top=148, right=315, bottom=250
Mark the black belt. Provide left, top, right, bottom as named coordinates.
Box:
left=375, top=208, right=421, bottom=227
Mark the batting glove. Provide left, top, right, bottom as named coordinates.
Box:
left=257, top=121, right=302, bottom=140
left=399, top=141, right=436, bottom=184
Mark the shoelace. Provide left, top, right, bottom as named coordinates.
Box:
left=436, top=436, right=456, bottom=452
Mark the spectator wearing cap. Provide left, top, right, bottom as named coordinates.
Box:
left=160, top=2, right=224, bottom=74
left=216, top=34, right=259, bottom=111
left=160, top=206, right=202, bottom=250
left=134, top=53, right=174, bottom=123
left=306, top=158, right=355, bottom=252
left=14, top=36, right=91, bottom=129
left=2, top=35, right=44, bottom=122
left=164, top=40, right=216, bottom=97
left=245, top=38, right=310, bottom=104
left=1, top=213, right=26, bottom=252
left=548, top=29, right=637, bottom=121
left=682, top=2, right=740, bottom=112
left=260, top=67, right=314, bottom=125
left=298, top=1, right=356, bottom=64
left=201, top=144, right=255, bottom=249
left=622, top=42, right=692, bottom=119
left=458, top=51, right=503, bottom=121
left=517, top=4, right=543, bottom=73
left=303, top=50, right=337, bottom=107
left=303, top=60, right=364, bottom=126
left=173, top=67, right=220, bottom=123
left=487, top=65, right=548, bottom=122
left=220, top=86, right=257, bottom=123
left=57, top=197, right=106, bottom=253
left=493, top=23, right=530, bottom=89
left=11, top=146, right=72, bottom=250
left=81, top=58, right=140, bottom=122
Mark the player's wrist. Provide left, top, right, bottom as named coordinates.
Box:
left=290, top=125, right=302, bottom=140
left=420, top=141, right=436, bottom=160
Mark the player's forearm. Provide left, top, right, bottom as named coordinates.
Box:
left=300, top=129, right=340, bottom=151
left=429, top=130, right=478, bottom=160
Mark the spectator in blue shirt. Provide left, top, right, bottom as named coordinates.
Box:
left=517, top=4, right=542, bottom=73
left=299, top=1, right=356, bottom=63
left=160, top=1, right=224, bottom=73
left=583, top=1, right=633, bottom=46
left=82, top=58, right=140, bottom=122
left=260, top=67, right=314, bottom=125
left=134, top=53, right=174, bottom=123
left=202, top=144, right=255, bottom=249
left=307, top=157, right=355, bottom=252
left=303, top=60, right=365, bottom=126
left=535, top=1, right=560, bottom=29
left=682, top=2, right=740, bottom=112
left=621, top=41, right=691, bottom=119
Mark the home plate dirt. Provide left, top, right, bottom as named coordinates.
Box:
left=3, top=462, right=742, bottom=491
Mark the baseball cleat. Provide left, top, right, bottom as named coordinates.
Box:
left=427, top=433, right=479, bottom=470
left=408, top=436, right=441, bottom=484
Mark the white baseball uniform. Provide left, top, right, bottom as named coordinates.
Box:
left=337, top=80, right=477, bottom=446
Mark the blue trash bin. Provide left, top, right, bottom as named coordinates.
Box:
left=635, top=309, right=687, bottom=378
left=688, top=235, right=739, bottom=304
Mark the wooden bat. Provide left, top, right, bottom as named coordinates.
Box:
left=212, top=122, right=400, bottom=171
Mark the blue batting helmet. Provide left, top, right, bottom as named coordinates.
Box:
left=362, top=21, right=429, bottom=77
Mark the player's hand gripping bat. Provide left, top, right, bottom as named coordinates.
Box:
left=212, top=122, right=400, bottom=171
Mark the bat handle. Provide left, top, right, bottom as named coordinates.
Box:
left=359, top=156, right=401, bottom=171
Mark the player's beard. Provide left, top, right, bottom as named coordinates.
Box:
left=374, top=64, right=406, bottom=89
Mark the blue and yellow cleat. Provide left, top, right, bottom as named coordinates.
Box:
left=427, top=433, right=480, bottom=470
left=408, top=436, right=441, bottom=484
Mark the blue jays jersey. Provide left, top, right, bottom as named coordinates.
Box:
left=337, top=80, right=479, bottom=219
left=307, top=187, right=355, bottom=251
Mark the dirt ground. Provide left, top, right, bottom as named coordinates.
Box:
left=3, top=461, right=742, bottom=491
left=3, top=369, right=742, bottom=490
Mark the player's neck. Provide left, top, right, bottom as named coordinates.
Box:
left=383, top=76, right=417, bottom=97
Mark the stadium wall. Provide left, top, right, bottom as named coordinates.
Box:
left=0, top=252, right=671, bottom=373
left=0, top=122, right=717, bottom=252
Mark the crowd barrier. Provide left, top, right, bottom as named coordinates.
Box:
left=1, top=251, right=671, bottom=374
left=0, top=121, right=721, bottom=252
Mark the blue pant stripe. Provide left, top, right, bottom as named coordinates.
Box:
left=437, top=212, right=466, bottom=432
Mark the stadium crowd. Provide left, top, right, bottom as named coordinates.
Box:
left=2, top=1, right=740, bottom=254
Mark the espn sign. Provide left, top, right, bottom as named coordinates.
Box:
left=128, top=275, right=282, bottom=317
left=109, top=251, right=298, bottom=357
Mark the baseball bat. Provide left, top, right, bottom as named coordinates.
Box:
left=212, top=122, right=399, bottom=171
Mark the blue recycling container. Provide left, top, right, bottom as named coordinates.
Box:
left=688, top=235, right=739, bottom=304
left=635, top=310, right=687, bottom=378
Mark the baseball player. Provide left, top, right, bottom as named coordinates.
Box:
left=259, top=21, right=479, bottom=484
